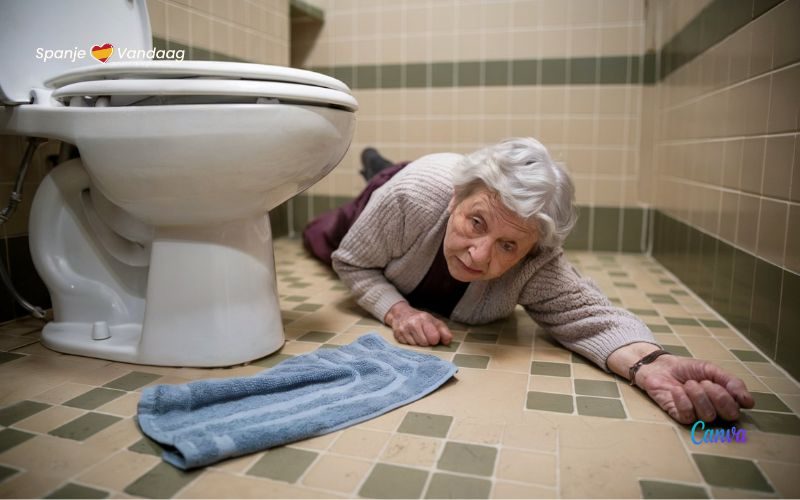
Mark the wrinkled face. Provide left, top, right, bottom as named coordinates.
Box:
left=443, top=187, right=539, bottom=282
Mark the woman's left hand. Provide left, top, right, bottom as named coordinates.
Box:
left=634, top=354, right=755, bottom=424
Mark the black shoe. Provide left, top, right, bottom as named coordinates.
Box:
left=360, top=147, right=394, bottom=181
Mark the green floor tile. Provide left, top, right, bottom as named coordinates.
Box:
left=614, top=282, right=637, bottom=288
left=297, top=330, right=336, bottom=343
left=425, top=472, right=492, bottom=499
left=639, top=480, right=709, bottom=498
left=128, top=436, right=165, bottom=457
left=124, top=462, right=202, bottom=498
left=431, top=341, right=460, bottom=353
left=730, top=350, right=769, bottom=363
left=0, top=400, right=51, bottom=426
left=103, top=371, right=162, bottom=391
left=647, top=324, right=674, bottom=333
left=247, top=447, right=317, bottom=483
left=531, top=361, right=571, bottom=377
left=48, top=412, right=121, bottom=441
left=45, top=483, right=108, bottom=499
left=609, top=271, right=629, bottom=277
left=357, top=317, right=382, bottom=326
left=293, top=303, right=323, bottom=312
left=526, top=391, right=574, bottom=414
left=283, top=295, right=308, bottom=302
left=571, top=353, right=590, bottom=364
left=360, top=463, right=428, bottom=499
left=63, top=388, right=126, bottom=410
left=744, top=410, right=800, bottom=435
left=672, top=290, right=689, bottom=296
left=629, top=308, right=660, bottom=317
left=662, top=344, right=693, bottom=357
left=574, top=379, right=620, bottom=397
left=691, top=454, right=772, bottom=492
left=437, top=442, right=497, bottom=476
left=453, top=354, right=489, bottom=369
left=397, top=412, right=453, bottom=438
left=750, top=392, right=791, bottom=413
left=665, top=317, right=701, bottom=326
left=465, top=332, right=499, bottom=344
left=576, top=396, right=626, bottom=418
left=0, top=352, right=25, bottom=364
left=288, top=283, right=310, bottom=289
left=251, top=353, right=294, bottom=368
left=0, top=464, right=18, bottom=482
left=699, top=319, right=727, bottom=328
left=0, top=428, right=35, bottom=453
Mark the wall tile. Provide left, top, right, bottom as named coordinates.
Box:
left=756, top=199, right=788, bottom=267
left=776, top=269, right=800, bottom=380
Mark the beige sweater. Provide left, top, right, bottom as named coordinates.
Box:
left=332, top=153, right=659, bottom=371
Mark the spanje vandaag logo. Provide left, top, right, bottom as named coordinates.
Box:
left=35, top=43, right=185, bottom=63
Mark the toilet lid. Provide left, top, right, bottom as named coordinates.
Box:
left=50, top=78, right=359, bottom=111
left=46, top=61, right=351, bottom=94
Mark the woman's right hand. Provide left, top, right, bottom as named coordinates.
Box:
left=384, top=301, right=453, bottom=347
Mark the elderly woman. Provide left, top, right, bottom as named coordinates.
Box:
left=303, top=137, right=754, bottom=425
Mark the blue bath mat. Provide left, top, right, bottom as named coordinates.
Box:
left=136, top=333, right=458, bottom=469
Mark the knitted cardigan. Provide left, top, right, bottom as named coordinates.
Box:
left=332, top=153, right=659, bottom=371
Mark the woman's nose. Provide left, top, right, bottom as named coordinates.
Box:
left=469, top=239, right=492, bottom=267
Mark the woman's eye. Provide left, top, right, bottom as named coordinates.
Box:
left=502, top=243, right=515, bottom=252
left=470, top=217, right=482, bottom=229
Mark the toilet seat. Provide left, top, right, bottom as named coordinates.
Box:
left=45, top=61, right=351, bottom=93
left=51, top=79, right=358, bottom=111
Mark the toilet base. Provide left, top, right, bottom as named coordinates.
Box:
left=31, top=161, right=286, bottom=367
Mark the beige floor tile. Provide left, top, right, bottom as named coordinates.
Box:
left=496, top=448, right=557, bottom=486
left=681, top=336, right=737, bottom=361
left=782, top=394, right=800, bottom=414
left=13, top=404, right=85, bottom=433
left=0, top=471, right=66, bottom=498
left=76, top=450, right=160, bottom=491
left=175, top=470, right=336, bottom=498
left=31, top=382, right=97, bottom=405
left=559, top=419, right=699, bottom=497
left=287, top=305, right=361, bottom=332
left=448, top=417, right=504, bottom=445
left=301, top=454, right=371, bottom=493
left=618, top=383, right=672, bottom=423
left=379, top=434, right=441, bottom=467
left=84, top=417, right=143, bottom=452
left=571, top=363, right=616, bottom=381
left=758, top=461, right=800, bottom=498
left=209, top=453, right=264, bottom=474
left=761, top=376, right=800, bottom=395
left=357, top=407, right=407, bottom=432
left=65, top=363, right=132, bottom=386
left=0, top=335, right=38, bottom=351
left=501, top=414, right=558, bottom=453
left=408, top=369, right=528, bottom=421
left=491, top=481, right=558, bottom=499
left=329, top=427, right=392, bottom=459
left=457, top=344, right=531, bottom=373
left=96, top=392, right=141, bottom=417
left=745, top=362, right=787, bottom=378
left=529, top=375, right=573, bottom=395
left=279, top=342, right=322, bottom=356
left=291, top=432, right=340, bottom=451
left=532, top=348, right=571, bottom=363
left=0, top=434, right=110, bottom=480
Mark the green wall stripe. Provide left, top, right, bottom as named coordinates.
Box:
left=310, top=55, right=651, bottom=89
left=152, top=36, right=246, bottom=63
left=660, top=0, right=784, bottom=80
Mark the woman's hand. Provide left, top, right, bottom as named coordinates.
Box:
left=634, top=354, right=755, bottom=424
left=607, top=342, right=755, bottom=424
left=384, top=301, right=453, bottom=347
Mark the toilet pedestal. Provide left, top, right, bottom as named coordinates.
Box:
left=34, top=161, right=285, bottom=367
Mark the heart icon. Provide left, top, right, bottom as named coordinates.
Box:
left=91, top=43, right=114, bottom=63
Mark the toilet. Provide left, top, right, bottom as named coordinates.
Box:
left=0, top=0, right=357, bottom=366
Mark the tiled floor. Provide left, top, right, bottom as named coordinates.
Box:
left=1, top=237, right=799, bottom=498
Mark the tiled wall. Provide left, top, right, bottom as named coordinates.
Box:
left=0, top=0, right=290, bottom=321
left=646, top=0, right=799, bottom=379
left=288, top=0, right=650, bottom=253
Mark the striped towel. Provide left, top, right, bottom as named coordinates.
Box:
left=136, top=333, right=458, bottom=469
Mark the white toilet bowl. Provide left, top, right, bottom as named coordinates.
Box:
left=0, top=1, right=358, bottom=366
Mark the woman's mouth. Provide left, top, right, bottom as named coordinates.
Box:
left=458, top=258, right=483, bottom=274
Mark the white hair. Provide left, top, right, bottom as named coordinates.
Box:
left=451, top=137, right=578, bottom=249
